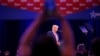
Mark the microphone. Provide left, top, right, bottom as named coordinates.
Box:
left=58, top=30, right=62, bottom=32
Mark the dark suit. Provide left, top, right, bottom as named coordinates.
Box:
left=47, top=31, right=58, bottom=43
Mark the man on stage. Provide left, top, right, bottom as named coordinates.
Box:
left=47, top=25, right=60, bottom=46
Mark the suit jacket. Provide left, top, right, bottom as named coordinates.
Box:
left=47, top=31, right=57, bottom=43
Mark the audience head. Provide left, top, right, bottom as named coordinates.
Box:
left=77, top=43, right=85, bottom=52
left=91, top=38, right=100, bottom=56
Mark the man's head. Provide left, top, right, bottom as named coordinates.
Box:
left=91, top=38, right=100, bottom=56
left=52, top=25, right=59, bottom=32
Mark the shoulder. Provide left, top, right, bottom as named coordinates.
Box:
left=47, top=31, right=52, bottom=33
left=47, top=31, right=53, bottom=35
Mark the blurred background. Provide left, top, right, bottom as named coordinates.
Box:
left=0, top=0, right=100, bottom=56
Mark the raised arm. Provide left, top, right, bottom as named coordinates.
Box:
left=16, top=14, right=44, bottom=56
left=17, top=7, right=50, bottom=56
left=19, top=15, right=43, bottom=46
left=61, top=19, right=75, bottom=56
left=54, top=12, right=75, bottom=56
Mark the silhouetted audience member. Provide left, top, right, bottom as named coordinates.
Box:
left=76, top=44, right=88, bottom=56
left=32, top=34, right=60, bottom=56
left=91, top=38, right=100, bottom=56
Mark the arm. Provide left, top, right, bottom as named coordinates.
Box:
left=17, top=12, right=47, bottom=56
left=55, top=12, right=75, bottom=56
left=19, top=2, right=52, bottom=46
left=61, top=19, right=75, bottom=56
left=19, top=16, right=43, bottom=46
